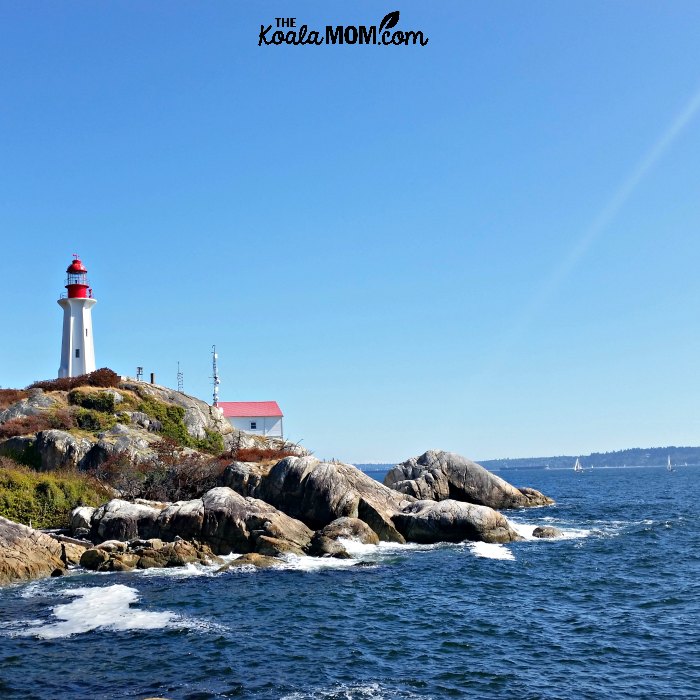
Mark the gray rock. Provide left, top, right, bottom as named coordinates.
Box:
left=532, top=525, right=563, bottom=539
left=0, top=390, right=60, bottom=424
left=392, top=499, right=523, bottom=544
left=309, top=517, right=380, bottom=558
left=34, top=430, right=94, bottom=471
left=385, top=450, right=554, bottom=509
left=224, top=456, right=410, bottom=543
left=121, top=381, right=233, bottom=440
left=70, top=506, right=95, bottom=532
left=90, top=500, right=161, bottom=542
left=87, top=487, right=314, bottom=557
left=201, top=487, right=314, bottom=556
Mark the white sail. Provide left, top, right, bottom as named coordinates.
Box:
left=574, top=458, right=583, bottom=472
left=667, top=456, right=674, bottom=472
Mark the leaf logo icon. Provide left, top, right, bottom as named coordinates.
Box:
left=378, top=11, right=400, bottom=33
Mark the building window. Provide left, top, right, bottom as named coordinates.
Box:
left=75, top=348, right=80, bottom=358
left=250, top=421, right=257, bottom=430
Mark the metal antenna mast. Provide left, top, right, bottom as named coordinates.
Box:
left=211, top=345, right=220, bottom=406
left=177, top=361, right=184, bottom=393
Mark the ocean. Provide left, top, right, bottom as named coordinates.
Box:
left=1, top=466, right=698, bottom=699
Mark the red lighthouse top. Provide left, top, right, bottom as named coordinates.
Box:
left=65, top=254, right=93, bottom=299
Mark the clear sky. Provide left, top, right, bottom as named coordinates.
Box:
left=1, top=1, right=699, bottom=463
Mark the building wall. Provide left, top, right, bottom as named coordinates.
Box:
left=58, top=297, right=96, bottom=378
left=227, top=416, right=283, bottom=438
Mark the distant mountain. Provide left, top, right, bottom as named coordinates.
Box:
left=355, top=446, right=700, bottom=472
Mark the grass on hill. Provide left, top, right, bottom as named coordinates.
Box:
left=0, top=456, right=112, bottom=529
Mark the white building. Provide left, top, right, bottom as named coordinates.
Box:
left=219, top=401, right=284, bottom=438
left=58, top=255, right=97, bottom=378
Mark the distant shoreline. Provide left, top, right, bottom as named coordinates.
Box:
left=355, top=445, right=700, bottom=472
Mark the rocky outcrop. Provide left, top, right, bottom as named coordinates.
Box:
left=79, top=538, right=221, bottom=572
left=0, top=516, right=70, bottom=584
left=309, top=517, right=380, bottom=558
left=199, top=487, right=313, bottom=555
left=392, top=500, right=523, bottom=544
left=218, top=553, right=282, bottom=570
left=385, top=451, right=553, bottom=510
left=0, top=389, right=60, bottom=424
left=81, top=488, right=314, bottom=556
left=532, top=526, right=563, bottom=539
left=34, top=430, right=94, bottom=471
left=89, top=499, right=166, bottom=542
left=120, top=381, right=233, bottom=440
left=223, top=456, right=410, bottom=543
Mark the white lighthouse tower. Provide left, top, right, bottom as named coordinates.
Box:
left=58, top=255, right=97, bottom=378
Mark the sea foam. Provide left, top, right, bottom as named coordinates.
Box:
left=468, top=542, right=515, bottom=560
left=22, top=584, right=175, bottom=639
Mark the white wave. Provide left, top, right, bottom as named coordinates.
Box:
left=21, top=585, right=175, bottom=639
left=506, top=517, right=592, bottom=541
left=278, top=553, right=358, bottom=571
left=468, top=542, right=515, bottom=560
left=281, top=681, right=425, bottom=699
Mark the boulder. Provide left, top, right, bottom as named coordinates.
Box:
left=224, top=457, right=410, bottom=543
left=79, top=538, right=221, bottom=572
left=392, top=499, right=523, bottom=544
left=532, top=526, right=563, bottom=539
left=0, top=389, right=60, bottom=424
left=385, top=451, right=553, bottom=509
left=309, top=517, right=379, bottom=558
left=200, top=487, right=313, bottom=555
left=0, top=516, right=69, bottom=584
left=90, top=499, right=162, bottom=542
left=34, top=430, right=94, bottom=471
left=218, top=553, right=282, bottom=571
left=157, top=499, right=206, bottom=542
left=70, top=506, right=95, bottom=532
left=84, top=488, right=314, bottom=557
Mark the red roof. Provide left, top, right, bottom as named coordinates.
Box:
left=218, top=401, right=283, bottom=418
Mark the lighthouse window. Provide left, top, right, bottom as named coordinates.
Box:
left=86, top=328, right=88, bottom=337
left=75, top=349, right=80, bottom=358
left=250, top=421, right=257, bottom=430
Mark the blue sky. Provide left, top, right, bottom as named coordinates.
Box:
left=1, top=1, right=699, bottom=462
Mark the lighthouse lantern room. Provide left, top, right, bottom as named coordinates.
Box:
left=58, top=254, right=97, bottom=378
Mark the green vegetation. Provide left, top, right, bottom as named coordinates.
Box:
left=137, top=397, right=224, bottom=454
left=0, top=457, right=111, bottom=528
left=68, top=389, right=116, bottom=413
left=75, top=408, right=117, bottom=433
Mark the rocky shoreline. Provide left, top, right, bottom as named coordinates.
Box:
left=0, top=376, right=555, bottom=585
left=1, top=450, right=555, bottom=584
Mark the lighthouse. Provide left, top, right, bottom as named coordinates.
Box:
left=57, top=255, right=97, bottom=378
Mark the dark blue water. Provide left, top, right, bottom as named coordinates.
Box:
left=1, top=467, right=699, bottom=699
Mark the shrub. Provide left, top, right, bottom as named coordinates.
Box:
left=68, top=389, right=116, bottom=413
left=0, top=456, right=112, bottom=528
left=196, top=429, right=225, bottom=456
left=0, top=389, right=28, bottom=411
left=28, top=367, right=120, bottom=392
left=138, top=398, right=191, bottom=445
left=91, top=440, right=226, bottom=502
left=0, top=410, right=75, bottom=439
left=75, top=408, right=116, bottom=433
left=226, top=445, right=298, bottom=463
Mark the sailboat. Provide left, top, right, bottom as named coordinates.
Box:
left=667, top=456, right=675, bottom=472
left=573, top=457, right=583, bottom=472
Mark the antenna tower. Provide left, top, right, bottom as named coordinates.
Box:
left=136, top=366, right=143, bottom=382
left=211, top=345, right=220, bottom=406
left=177, top=361, right=184, bottom=393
